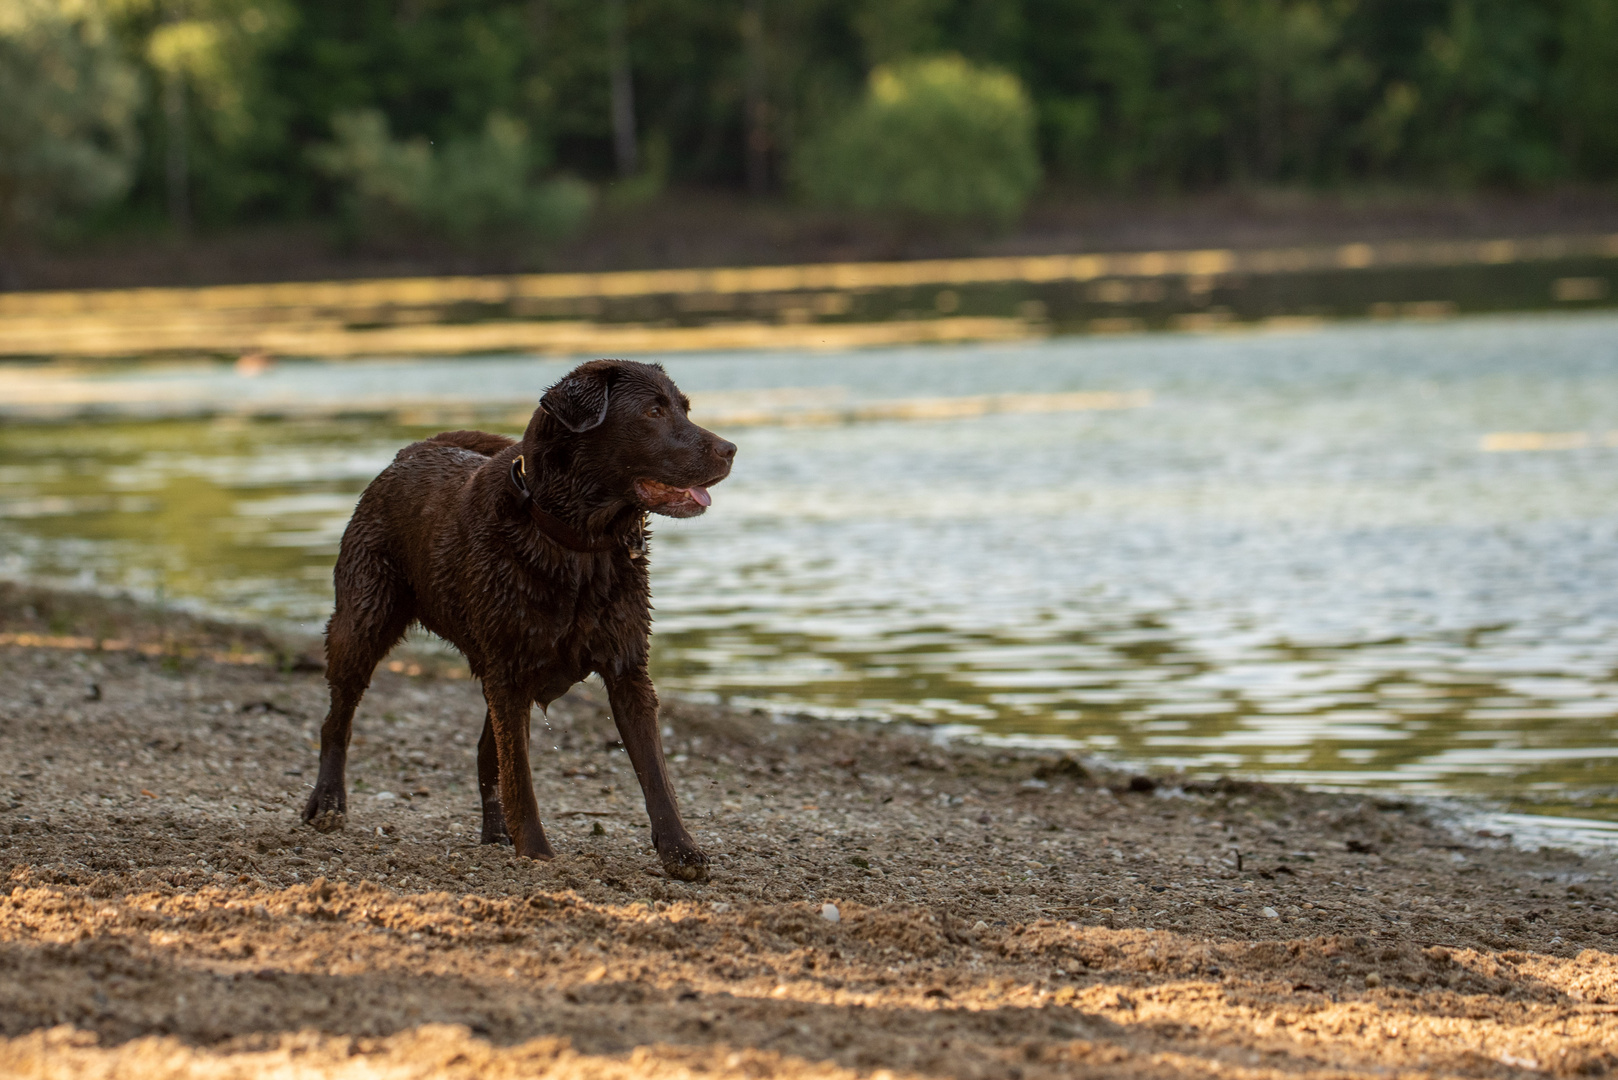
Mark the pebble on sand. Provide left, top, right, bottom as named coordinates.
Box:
left=821, top=903, right=841, bottom=924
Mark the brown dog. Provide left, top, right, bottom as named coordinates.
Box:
left=301, top=359, right=735, bottom=881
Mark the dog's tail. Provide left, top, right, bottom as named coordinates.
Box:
left=424, top=430, right=517, bottom=457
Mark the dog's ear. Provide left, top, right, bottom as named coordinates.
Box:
left=541, top=362, right=615, bottom=433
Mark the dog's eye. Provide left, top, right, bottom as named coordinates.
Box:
left=646, top=405, right=664, bottom=418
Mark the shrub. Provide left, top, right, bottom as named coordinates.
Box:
left=794, top=54, right=1040, bottom=225
left=0, top=0, right=141, bottom=235
left=311, top=109, right=592, bottom=244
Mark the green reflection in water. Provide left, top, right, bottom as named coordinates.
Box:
left=0, top=415, right=426, bottom=626
left=648, top=622, right=1618, bottom=821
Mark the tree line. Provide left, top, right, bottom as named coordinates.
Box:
left=3, top=0, right=1617, bottom=240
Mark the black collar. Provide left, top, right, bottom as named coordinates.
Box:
left=508, top=454, right=643, bottom=556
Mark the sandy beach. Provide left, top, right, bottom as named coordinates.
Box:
left=2, top=581, right=1615, bottom=1078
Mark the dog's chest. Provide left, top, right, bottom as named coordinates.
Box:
left=502, top=556, right=648, bottom=668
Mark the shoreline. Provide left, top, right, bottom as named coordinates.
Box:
left=5, top=575, right=1618, bottom=856
left=9, top=188, right=1618, bottom=293
left=2, top=582, right=1617, bottom=1077
left=3, top=231, right=1615, bottom=362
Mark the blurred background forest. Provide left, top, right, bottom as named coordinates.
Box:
left=4, top=0, right=1618, bottom=284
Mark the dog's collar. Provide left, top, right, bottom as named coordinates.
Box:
left=509, top=454, right=645, bottom=558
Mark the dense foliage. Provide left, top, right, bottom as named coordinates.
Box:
left=310, top=110, right=593, bottom=242
left=794, top=55, right=1040, bottom=222
left=3, top=0, right=1616, bottom=235
left=0, top=0, right=141, bottom=234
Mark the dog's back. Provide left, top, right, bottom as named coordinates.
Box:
left=352, top=429, right=514, bottom=539
left=423, top=429, right=515, bottom=457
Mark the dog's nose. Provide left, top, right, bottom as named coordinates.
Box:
left=712, top=438, right=737, bottom=462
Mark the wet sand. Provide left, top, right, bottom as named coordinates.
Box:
left=2, top=583, right=1616, bottom=1078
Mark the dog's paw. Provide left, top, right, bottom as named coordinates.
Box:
left=660, top=847, right=709, bottom=882
left=515, top=838, right=557, bottom=860
left=305, top=807, right=346, bottom=833
left=302, top=789, right=347, bottom=833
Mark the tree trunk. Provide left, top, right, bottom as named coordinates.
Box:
left=743, top=0, right=769, bottom=195
left=607, top=0, right=638, bottom=178
left=163, top=67, right=190, bottom=233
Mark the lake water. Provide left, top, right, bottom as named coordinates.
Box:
left=4, top=313, right=1618, bottom=831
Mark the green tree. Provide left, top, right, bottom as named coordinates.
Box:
left=108, top=0, right=293, bottom=226
left=11, top=0, right=1618, bottom=243
left=0, top=0, right=141, bottom=235
left=310, top=108, right=592, bottom=245
left=1043, top=0, right=1234, bottom=187
left=1408, top=0, right=1562, bottom=184
left=1556, top=0, right=1618, bottom=177
left=794, top=53, right=1041, bottom=223
left=1222, top=0, right=1375, bottom=182
left=852, top=0, right=948, bottom=66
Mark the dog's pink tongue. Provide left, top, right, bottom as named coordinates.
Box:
left=687, top=486, right=712, bottom=507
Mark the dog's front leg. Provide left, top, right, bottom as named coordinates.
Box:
left=484, top=681, right=554, bottom=860
left=602, top=663, right=708, bottom=882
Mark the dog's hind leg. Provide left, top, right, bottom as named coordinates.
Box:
left=484, top=680, right=554, bottom=859
left=303, top=557, right=413, bottom=833
left=476, top=710, right=511, bottom=845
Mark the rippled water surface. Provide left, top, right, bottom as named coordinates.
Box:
left=4, top=314, right=1618, bottom=822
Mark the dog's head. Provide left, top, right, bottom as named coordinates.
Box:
left=535, top=359, right=736, bottom=518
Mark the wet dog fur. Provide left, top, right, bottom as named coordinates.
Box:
left=301, top=359, right=736, bottom=881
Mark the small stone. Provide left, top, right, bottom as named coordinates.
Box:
left=1261, top=907, right=1279, bottom=919
left=1364, top=972, right=1382, bottom=988
left=972, top=920, right=989, bottom=931
left=711, top=902, right=731, bottom=914
left=820, top=902, right=840, bottom=923
left=374, top=791, right=396, bottom=801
